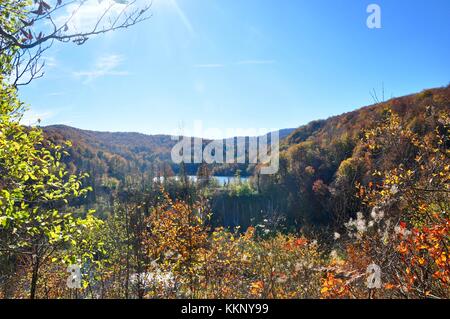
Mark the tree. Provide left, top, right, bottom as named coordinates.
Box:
left=0, top=0, right=149, bottom=299
left=0, top=0, right=151, bottom=86
left=322, top=109, right=449, bottom=299
left=196, top=162, right=211, bottom=188
left=143, top=190, right=210, bottom=298
left=0, top=76, right=100, bottom=298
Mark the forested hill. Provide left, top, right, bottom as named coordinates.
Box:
left=44, top=125, right=177, bottom=167
left=285, top=86, right=450, bottom=147
left=42, top=124, right=295, bottom=180
left=261, top=85, right=450, bottom=227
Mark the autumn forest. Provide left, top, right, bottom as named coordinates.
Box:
left=0, top=0, right=449, bottom=301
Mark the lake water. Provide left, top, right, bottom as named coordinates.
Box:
left=153, top=176, right=249, bottom=186
left=211, top=176, right=249, bottom=186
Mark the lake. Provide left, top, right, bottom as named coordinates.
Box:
left=153, top=176, right=249, bottom=186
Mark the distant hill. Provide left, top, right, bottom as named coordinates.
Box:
left=43, top=124, right=295, bottom=180
left=44, top=125, right=178, bottom=165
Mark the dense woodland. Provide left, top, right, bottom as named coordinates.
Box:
left=1, top=0, right=449, bottom=299
left=42, top=125, right=294, bottom=179
left=43, top=87, right=450, bottom=232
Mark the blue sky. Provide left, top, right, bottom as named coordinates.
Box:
left=19, top=0, right=450, bottom=138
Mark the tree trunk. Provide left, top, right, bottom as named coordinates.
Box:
left=30, top=253, right=40, bottom=299
left=125, top=207, right=130, bottom=299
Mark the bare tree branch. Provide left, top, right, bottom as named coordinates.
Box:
left=0, top=0, right=152, bottom=86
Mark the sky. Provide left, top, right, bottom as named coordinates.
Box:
left=18, top=0, right=450, bottom=138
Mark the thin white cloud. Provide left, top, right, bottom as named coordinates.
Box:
left=237, top=60, right=276, bottom=65
left=46, top=92, right=66, bottom=97
left=193, top=60, right=275, bottom=69
left=73, top=54, right=128, bottom=82
left=194, top=64, right=224, bottom=68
